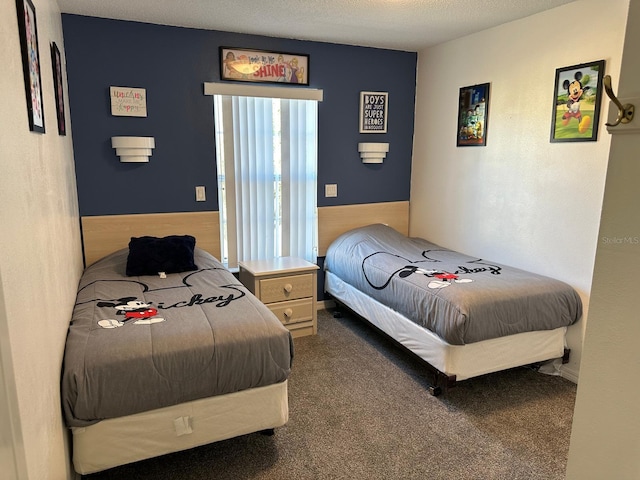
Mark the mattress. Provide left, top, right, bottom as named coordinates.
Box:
left=62, top=247, right=293, bottom=428
left=324, top=224, right=582, bottom=345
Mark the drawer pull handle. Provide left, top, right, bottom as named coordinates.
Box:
left=283, top=308, right=293, bottom=318
left=283, top=283, right=293, bottom=293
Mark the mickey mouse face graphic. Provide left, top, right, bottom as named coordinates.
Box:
left=371, top=263, right=474, bottom=290
left=96, top=297, right=165, bottom=329
left=407, top=268, right=473, bottom=289
left=362, top=251, right=501, bottom=292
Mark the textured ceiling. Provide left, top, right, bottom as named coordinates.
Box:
left=57, top=0, right=575, bottom=51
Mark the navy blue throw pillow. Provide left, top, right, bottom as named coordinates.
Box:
left=126, top=235, right=198, bottom=276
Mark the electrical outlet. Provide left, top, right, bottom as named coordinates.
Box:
left=325, top=184, right=338, bottom=198
left=195, top=186, right=206, bottom=202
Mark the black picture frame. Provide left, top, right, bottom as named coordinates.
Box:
left=456, top=83, right=489, bottom=147
left=550, top=60, right=605, bottom=143
left=359, top=91, right=388, bottom=133
left=51, top=42, right=66, bottom=136
left=16, top=0, right=45, bottom=133
left=220, top=47, right=309, bottom=85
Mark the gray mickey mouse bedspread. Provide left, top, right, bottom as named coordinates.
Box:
left=325, top=224, right=582, bottom=345
left=62, top=248, right=293, bottom=428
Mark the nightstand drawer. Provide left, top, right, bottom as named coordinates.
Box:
left=259, top=274, right=314, bottom=303
left=268, top=298, right=313, bottom=326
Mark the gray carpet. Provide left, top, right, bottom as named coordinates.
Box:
left=84, top=309, right=577, bottom=480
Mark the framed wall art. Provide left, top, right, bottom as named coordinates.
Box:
left=110, top=86, right=147, bottom=117
left=359, top=91, right=388, bottom=133
left=457, top=83, right=489, bottom=146
left=220, top=47, right=309, bottom=85
left=16, top=0, right=45, bottom=133
left=550, top=60, right=605, bottom=142
left=51, top=42, right=66, bottom=135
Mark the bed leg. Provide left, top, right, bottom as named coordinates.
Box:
left=429, top=371, right=456, bottom=396
left=428, top=385, right=442, bottom=396
left=331, top=299, right=344, bottom=318
left=259, top=428, right=275, bottom=436
left=562, top=348, right=571, bottom=364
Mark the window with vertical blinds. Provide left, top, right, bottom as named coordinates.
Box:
left=212, top=88, right=320, bottom=268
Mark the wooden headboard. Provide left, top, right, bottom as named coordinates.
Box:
left=317, top=201, right=409, bottom=256
left=81, top=211, right=221, bottom=267
left=80, top=202, right=407, bottom=266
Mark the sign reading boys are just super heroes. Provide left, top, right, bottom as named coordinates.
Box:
left=360, top=91, right=388, bottom=133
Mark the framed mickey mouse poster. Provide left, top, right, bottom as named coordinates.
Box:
left=550, top=60, right=605, bottom=142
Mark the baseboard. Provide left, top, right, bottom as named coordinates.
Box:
left=317, top=299, right=335, bottom=311
left=561, top=365, right=579, bottom=384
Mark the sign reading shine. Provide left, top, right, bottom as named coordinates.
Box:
left=220, top=48, right=309, bottom=85
left=360, top=91, right=388, bottom=133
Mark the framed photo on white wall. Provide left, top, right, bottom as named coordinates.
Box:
left=16, top=0, right=45, bottom=133
left=457, top=83, right=489, bottom=147
left=550, top=60, right=605, bottom=143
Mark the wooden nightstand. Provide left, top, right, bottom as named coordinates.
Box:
left=238, top=257, right=319, bottom=338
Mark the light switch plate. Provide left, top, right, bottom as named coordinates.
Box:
left=325, top=184, right=338, bottom=198
left=195, top=186, right=206, bottom=201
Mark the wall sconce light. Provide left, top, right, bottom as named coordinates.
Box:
left=358, top=142, right=389, bottom=164
left=111, top=136, right=155, bottom=163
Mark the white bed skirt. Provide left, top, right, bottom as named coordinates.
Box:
left=72, top=380, right=289, bottom=474
left=325, top=272, right=566, bottom=381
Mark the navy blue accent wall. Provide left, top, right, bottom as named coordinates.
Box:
left=62, top=15, right=416, bottom=216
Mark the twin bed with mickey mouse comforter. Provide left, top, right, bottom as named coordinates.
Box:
left=61, top=242, right=293, bottom=474
left=324, top=224, right=582, bottom=394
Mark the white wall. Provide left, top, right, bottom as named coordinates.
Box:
left=410, top=0, right=630, bottom=381
left=0, top=0, right=632, bottom=477
left=566, top=0, right=640, bottom=477
left=0, top=271, right=24, bottom=479
left=0, top=0, right=83, bottom=478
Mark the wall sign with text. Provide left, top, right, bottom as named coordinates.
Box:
left=359, top=91, right=388, bottom=133
left=220, top=47, right=309, bottom=85
left=110, top=86, right=147, bottom=117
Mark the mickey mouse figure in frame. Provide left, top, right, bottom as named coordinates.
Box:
left=562, top=70, right=592, bottom=134
left=551, top=60, right=605, bottom=142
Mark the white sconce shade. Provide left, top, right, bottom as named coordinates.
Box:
left=358, top=142, right=389, bottom=163
left=111, top=136, right=155, bottom=163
